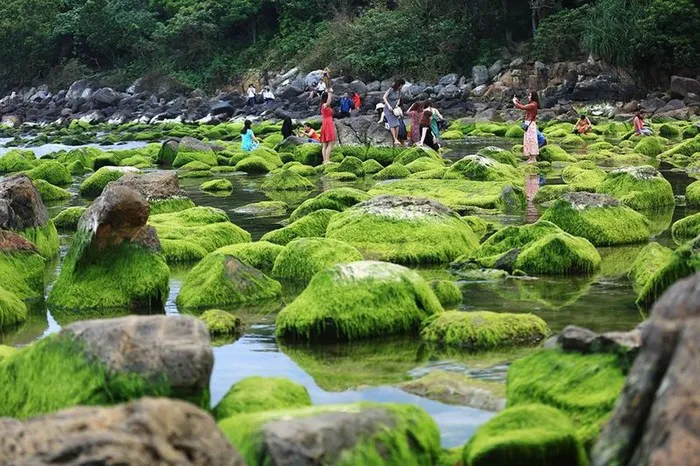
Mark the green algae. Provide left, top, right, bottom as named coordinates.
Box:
left=463, top=404, right=588, bottom=466
left=561, top=162, right=606, bottom=191
left=429, top=280, right=463, bottom=308
left=0, top=150, right=34, bottom=173
left=51, top=206, right=86, bottom=231
left=533, top=185, right=573, bottom=204
left=289, top=187, right=371, bottom=222
left=421, top=311, right=550, bottom=350
left=234, top=155, right=278, bottom=174
left=261, top=168, right=315, bottom=190
left=672, top=212, right=700, bottom=243
left=25, top=160, right=72, bottom=186
left=0, top=286, right=27, bottom=330
left=628, top=242, right=673, bottom=295
left=79, top=167, right=128, bottom=197
left=214, top=241, right=284, bottom=273
left=199, top=309, right=240, bottom=336
left=686, top=180, right=700, bottom=207
left=362, top=158, right=385, bottom=174
left=32, top=179, right=71, bottom=202
left=18, top=222, right=60, bottom=259
left=374, top=163, right=411, bottom=180
left=276, top=261, right=443, bottom=341
left=0, top=249, right=46, bottom=300
left=0, top=344, right=18, bottom=362
left=514, top=233, right=601, bottom=276
left=149, top=197, right=196, bottom=215
left=261, top=209, right=338, bottom=245
left=597, top=166, right=674, bottom=211
left=213, top=375, right=312, bottom=420
left=200, top=178, right=233, bottom=192
left=271, top=237, right=363, bottom=283
left=405, top=157, right=445, bottom=174
left=443, top=155, right=522, bottom=184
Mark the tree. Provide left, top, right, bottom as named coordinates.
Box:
left=529, top=0, right=557, bottom=33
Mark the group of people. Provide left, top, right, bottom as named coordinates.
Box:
left=246, top=84, right=275, bottom=106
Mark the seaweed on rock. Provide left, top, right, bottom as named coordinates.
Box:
left=0, top=286, right=27, bottom=330
left=261, top=209, right=338, bottom=245
left=199, top=178, right=233, bottom=192
left=25, top=160, right=72, bottom=186
left=671, top=212, right=700, bottom=243
left=32, top=179, right=71, bottom=202
left=78, top=167, right=132, bottom=197
left=214, top=241, right=284, bottom=273
left=198, top=309, right=240, bottom=336
left=429, top=280, right=463, bottom=308
left=374, top=163, right=411, bottom=180
left=213, top=376, right=312, bottom=420
left=597, top=166, right=674, bottom=211
left=271, top=237, right=363, bottom=283
left=443, top=155, right=522, bottom=184
left=289, top=187, right=371, bottom=222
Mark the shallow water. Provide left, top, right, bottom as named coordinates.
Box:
left=1, top=134, right=696, bottom=448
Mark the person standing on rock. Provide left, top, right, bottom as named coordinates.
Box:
left=383, top=79, right=406, bottom=145
left=419, top=110, right=440, bottom=151
left=423, top=100, right=444, bottom=141
left=513, top=91, right=540, bottom=163
left=320, top=90, right=335, bottom=164
left=246, top=84, right=257, bottom=107
left=240, top=120, right=260, bottom=152
left=407, top=101, right=424, bottom=145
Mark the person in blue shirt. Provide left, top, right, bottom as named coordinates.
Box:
left=240, top=120, right=260, bottom=152
left=337, top=91, right=354, bottom=119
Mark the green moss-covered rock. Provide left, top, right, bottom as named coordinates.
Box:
left=171, top=141, right=218, bottom=168
left=0, top=236, right=46, bottom=301
left=368, top=179, right=525, bottom=213
left=213, top=241, right=284, bottom=273
left=421, top=311, right=550, bottom=350
left=561, top=134, right=585, bottom=147
left=362, top=158, right=384, bottom=174
left=232, top=200, right=288, bottom=217
left=507, top=349, right=626, bottom=447
left=463, top=404, right=588, bottom=466
left=326, top=171, right=358, bottom=181
left=374, top=163, right=411, bottom=180
left=633, top=234, right=700, bottom=307
left=443, top=155, right=521, bottom=184
left=0, top=344, right=18, bottom=362
left=539, top=145, right=576, bottom=162
left=429, top=280, right=462, bottom=308
left=276, top=260, right=443, bottom=341
left=213, top=376, right=312, bottom=420
left=504, top=126, right=525, bottom=138
left=79, top=167, right=133, bottom=197
left=405, top=157, right=445, bottom=174
left=32, top=179, right=71, bottom=202
left=180, top=160, right=213, bottom=171
left=326, top=195, right=479, bottom=265
left=199, top=309, right=240, bottom=336
left=177, top=253, right=281, bottom=309
left=541, top=192, right=650, bottom=246
left=0, top=150, right=34, bottom=174
left=0, top=285, right=27, bottom=330
left=659, top=124, right=680, bottom=138
left=51, top=206, right=87, bottom=231
left=687, top=181, right=700, bottom=207
left=634, top=136, right=665, bottom=156
left=149, top=197, right=196, bottom=215
left=17, top=222, right=60, bottom=259
left=461, top=215, right=490, bottom=240
left=25, top=160, right=72, bottom=186
left=561, top=161, right=606, bottom=191
left=395, top=146, right=442, bottom=165
left=218, top=402, right=441, bottom=466
left=442, top=129, right=465, bottom=140
left=289, top=187, right=371, bottom=222
left=149, top=207, right=251, bottom=262
left=533, top=185, right=573, bottom=204
left=261, top=168, right=315, bottom=191
left=335, top=156, right=365, bottom=177
left=672, top=212, right=700, bottom=243
left=199, top=178, right=233, bottom=192
left=261, top=209, right=338, bottom=245
left=234, top=156, right=278, bottom=174
left=293, top=143, right=323, bottom=166
left=271, top=237, right=362, bottom=283
left=597, top=166, right=674, bottom=210
left=629, top=242, right=673, bottom=295
left=477, top=146, right=520, bottom=167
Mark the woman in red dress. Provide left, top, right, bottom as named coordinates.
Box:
left=320, top=89, right=335, bottom=164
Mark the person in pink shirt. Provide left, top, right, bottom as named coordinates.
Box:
left=513, top=91, right=540, bottom=163
left=633, top=112, right=653, bottom=136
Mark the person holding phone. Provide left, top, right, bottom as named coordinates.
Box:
left=319, top=90, right=335, bottom=164
left=513, top=91, right=540, bottom=163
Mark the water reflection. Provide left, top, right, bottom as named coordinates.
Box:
left=524, top=173, right=541, bottom=224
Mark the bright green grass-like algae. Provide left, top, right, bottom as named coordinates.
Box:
left=213, top=375, right=312, bottom=420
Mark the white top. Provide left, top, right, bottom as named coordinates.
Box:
left=263, top=90, right=275, bottom=100
left=247, top=87, right=256, bottom=98
left=317, top=81, right=327, bottom=92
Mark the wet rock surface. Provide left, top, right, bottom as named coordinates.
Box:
left=0, top=174, right=49, bottom=230
left=112, top=171, right=185, bottom=201
left=556, top=324, right=643, bottom=357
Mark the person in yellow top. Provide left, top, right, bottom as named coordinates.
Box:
left=573, top=114, right=592, bottom=135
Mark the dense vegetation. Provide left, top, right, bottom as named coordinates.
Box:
left=0, top=0, right=698, bottom=93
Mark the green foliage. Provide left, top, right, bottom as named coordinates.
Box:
left=213, top=376, right=312, bottom=420
left=463, top=404, right=588, bottom=466
left=534, top=6, right=590, bottom=62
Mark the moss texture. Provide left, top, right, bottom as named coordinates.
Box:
left=261, top=209, right=338, bottom=245
left=234, top=156, right=278, bottom=174
left=276, top=261, right=443, bottom=341
left=561, top=162, right=606, bottom=191
left=32, top=179, right=71, bottom=201
left=25, top=160, right=73, bottom=186
left=362, top=159, right=385, bottom=174
left=172, top=147, right=218, bottom=168
left=686, top=180, right=700, bottom=207
left=0, top=150, right=34, bottom=173
left=218, top=402, right=441, bottom=466
left=405, top=157, right=445, bottom=174
left=368, top=179, right=525, bottom=213
left=234, top=200, right=288, bottom=217
left=421, top=311, right=550, bottom=350
left=443, top=155, right=522, bottom=184
left=429, top=280, right=463, bottom=308
left=463, top=404, right=588, bottom=466
left=326, top=197, right=479, bottom=265
left=478, top=147, right=519, bottom=166
left=461, top=216, right=490, bottom=240
left=395, top=146, right=442, bottom=165
left=0, top=333, right=199, bottom=419
left=199, top=309, right=240, bottom=336
left=633, top=136, right=664, bottom=156
left=271, top=237, right=363, bottom=283
left=176, top=253, right=282, bottom=309
left=597, top=166, right=674, bottom=211
left=0, top=344, right=18, bottom=362
left=78, top=167, right=128, bottom=197
left=539, top=145, right=576, bottom=162
left=149, top=197, right=196, bottom=215
left=507, top=349, right=626, bottom=448
left=293, top=143, right=323, bottom=165
left=48, top=229, right=170, bottom=310
left=335, top=156, right=365, bottom=177
left=0, top=249, right=46, bottom=300
left=52, top=206, right=87, bottom=231
left=200, top=178, right=233, bottom=192
left=261, top=168, right=315, bottom=191
left=672, top=212, right=700, bottom=243
left=374, top=163, right=412, bottom=180
left=289, top=188, right=371, bottom=222
left=628, top=242, right=672, bottom=295
left=0, top=285, right=27, bottom=329
left=514, top=232, right=601, bottom=275
left=18, top=222, right=60, bottom=259
left=540, top=196, right=650, bottom=246
left=214, top=241, right=284, bottom=273
left=213, top=376, right=312, bottom=420
left=533, top=185, right=573, bottom=204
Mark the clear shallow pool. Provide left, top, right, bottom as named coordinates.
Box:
left=1, top=135, right=695, bottom=448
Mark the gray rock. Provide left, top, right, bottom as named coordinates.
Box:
left=438, top=73, right=460, bottom=86
left=398, top=371, right=505, bottom=412
left=535, top=61, right=547, bottom=72
left=510, top=57, right=524, bottom=68
left=0, top=174, right=49, bottom=231
left=0, top=115, right=21, bottom=127
left=304, top=70, right=324, bottom=87
left=366, top=81, right=381, bottom=92
left=278, top=85, right=304, bottom=100
left=66, top=79, right=94, bottom=102
left=571, top=74, right=639, bottom=102
left=0, top=397, right=244, bottom=466
left=557, top=325, right=642, bottom=357
left=472, top=84, right=488, bottom=97
left=670, top=75, right=700, bottom=98
left=209, top=99, right=234, bottom=116
left=91, top=87, right=121, bottom=108
left=112, top=171, right=186, bottom=201
left=405, top=84, right=426, bottom=98
left=472, top=65, right=489, bottom=86
left=639, top=97, right=667, bottom=114
left=488, top=60, right=504, bottom=78
left=592, top=272, right=700, bottom=466
left=348, top=79, right=368, bottom=96
left=657, top=99, right=685, bottom=114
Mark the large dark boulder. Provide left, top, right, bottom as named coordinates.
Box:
left=670, top=75, right=700, bottom=98
left=0, top=174, right=49, bottom=231
left=112, top=171, right=185, bottom=202
left=571, top=74, right=640, bottom=102
left=592, top=272, right=700, bottom=466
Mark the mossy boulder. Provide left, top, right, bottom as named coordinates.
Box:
left=213, top=376, right=312, bottom=420
left=477, top=146, right=519, bottom=167
left=628, top=242, right=673, bottom=295
left=0, top=285, right=27, bottom=330
left=326, top=171, right=358, bottom=181
left=177, top=254, right=281, bottom=309
left=199, top=309, right=240, bottom=336
left=374, top=163, right=411, bottom=180
left=326, top=195, right=479, bottom=265
left=539, top=145, right=576, bottom=162
left=217, top=402, right=441, bottom=466
left=52, top=206, right=87, bottom=231
left=32, top=179, right=71, bottom=202
left=463, top=404, right=588, bottom=466
left=429, top=280, right=462, bottom=308
left=504, top=126, right=525, bottom=138
left=533, top=184, right=573, bottom=204
left=213, top=241, right=284, bottom=273
left=289, top=187, right=371, bottom=222
left=200, top=178, right=233, bottom=192
left=443, top=155, right=521, bottom=184
left=461, top=215, right=491, bottom=240
left=395, top=146, right=442, bottom=165
left=79, top=167, right=136, bottom=198
left=561, top=134, right=585, bottom=147
left=362, top=159, right=384, bottom=174
left=634, top=136, right=664, bottom=156
left=48, top=185, right=170, bottom=311
left=442, top=129, right=465, bottom=140
left=672, top=212, right=700, bottom=243
left=335, top=156, right=365, bottom=177
left=170, top=138, right=218, bottom=167
left=180, top=160, right=213, bottom=171
left=0, top=344, right=18, bottom=362
left=0, top=232, right=46, bottom=301
left=149, top=197, right=196, bottom=215
left=261, top=209, right=338, bottom=245
left=507, top=349, right=626, bottom=447
left=234, top=156, right=278, bottom=174
left=293, top=143, right=323, bottom=165
left=232, top=200, right=287, bottom=217
left=276, top=260, right=443, bottom=341
left=561, top=161, right=606, bottom=191
left=271, top=237, right=363, bottom=283
left=0, top=150, right=34, bottom=174
left=597, top=166, right=674, bottom=210
left=421, top=311, right=550, bottom=350
left=368, top=179, right=525, bottom=214
left=405, top=157, right=445, bottom=174
left=25, top=160, right=72, bottom=186
left=261, top=168, right=315, bottom=191
left=541, top=192, right=650, bottom=246
left=659, top=124, right=680, bottom=138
